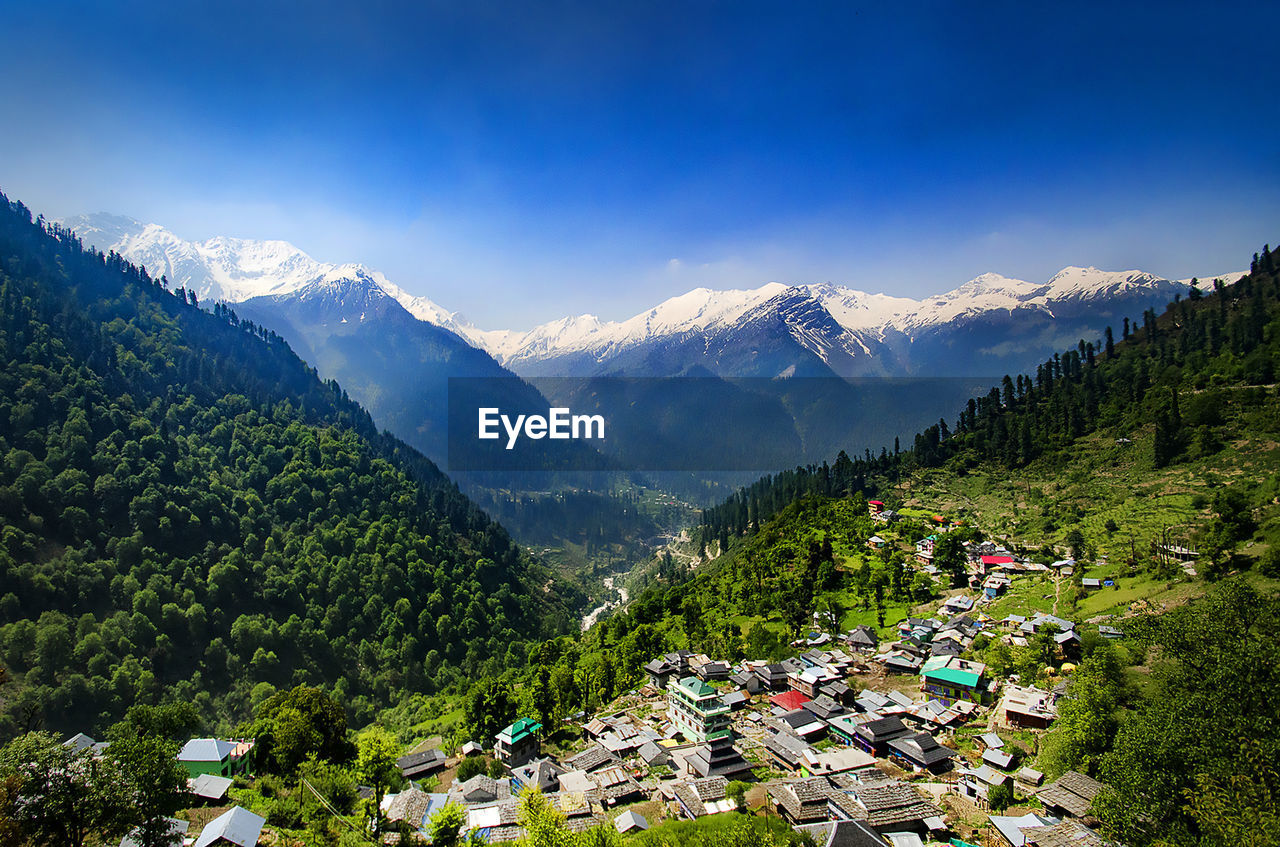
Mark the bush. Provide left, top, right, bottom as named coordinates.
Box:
left=456, top=755, right=487, bottom=782
left=988, top=781, right=1014, bottom=811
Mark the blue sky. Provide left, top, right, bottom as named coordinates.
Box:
left=1, top=1, right=1277, bottom=328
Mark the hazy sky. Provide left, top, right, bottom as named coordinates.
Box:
left=1, top=1, right=1277, bottom=329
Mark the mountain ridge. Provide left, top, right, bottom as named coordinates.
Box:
left=65, top=213, right=1241, bottom=379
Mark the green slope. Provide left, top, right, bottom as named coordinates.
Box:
left=0, top=193, right=572, bottom=738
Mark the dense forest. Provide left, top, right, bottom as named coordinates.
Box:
left=0, top=192, right=573, bottom=739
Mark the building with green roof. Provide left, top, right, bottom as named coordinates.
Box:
left=495, top=717, right=542, bottom=766
left=668, top=676, right=731, bottom=743
left=920, top=656, right=989, bottom=705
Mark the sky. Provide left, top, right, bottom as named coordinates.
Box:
left=1, top=1, right=1277, bottom=329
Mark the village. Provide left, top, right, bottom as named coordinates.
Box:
left=81, top=497, right=1149, bottom=847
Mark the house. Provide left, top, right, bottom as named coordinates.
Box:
left=673, top=776, right=736, bottom=819
left=775, top=708, right=828, bottom=740
left=771, top=689, right=811, bottom=712
left=188, top=773, right=233, bottom=803
left=592, top=764, right=645, bottom=805
left=805, top=746, right=877, bottom=777
left=882, top=653, right=923, bottom=675
left=978, top=732, right=1005, bottom=751
left=637, top=740, right=671, bottom=768
left=1002, top=685, right=1058, bottom=729
left=867, top=535, right=888, bottom=550
left=958, top=765, right=1010, bottom=809
left=722, top=689, right=750, bottom=710
left=873, top=509, right=900, bottom=524
left=940, top=594, right=974, bottom=616
left=614, top=810, right=649, bottom=834
left=1081, top=578, right=1101, bottom=590
left=821, top=680, right=855, bottom=705
left=834, top=781, right=945, bottom=835
left=756, top=663, right=792, bottom=690
left=764, top=729, right=814, bottom=773
left=769, top=778, right=836, bottom=826
left=685, top=732, right=754, bottom=779
left=564, top=744, right=618, bottom=774
left=450, top=774, right=512, bottom=805
left=192, top=807, right=265, bottom=847
left=886, top=732, right=954, bottom=774
left=383, top=787, right=448, bottom=832
left=988, top=813, right=1061, bottom=847
left=848, top=716, right=910, bottom=756
left=982, top=748, right=1015, bottom=770
left=1021, top=820, right=1111, bottom=847
left=919, top=656, right=989, bottom=705
left=120, top=818, right=188, bottom=847
left=64, top=733, right=108, bottom=757
left=397, top=748, right=446, bottom=780
left=510, top=758, right=565, bottom=793
left=1037, top=771, right=1107, bottom=820
left=644, top=657, right=678, bottom=689
left=983, top=574, right=1012, bottom=598
left=844, top=625, right=879, bottom=652
left=730, top=669, right=764, bottom=693
left=802, top=694, right=847, bottom=721
left=696, top=660, right=731, bottom=681
left=1098, top=626, right=1124, bottom=639
left=668, top=676, right=731, bottom=744
left=795, top=820, right=891, bottom=847
left=494, top=718, right=542, bottom=766
left=1016, top=767, right=1044, bottom=788
left=868, top=500, right=886, bottom=514
left=177, top=739, right=254, bottom=779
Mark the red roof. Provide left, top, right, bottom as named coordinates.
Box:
left=981, top=555, right=1015, bottom=565
left=868, top=500, right=885, bottom=506
left=770, top=690, right=811, bottom=711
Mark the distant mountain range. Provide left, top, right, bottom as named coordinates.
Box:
left=67, top=213, right=1238, bottom=381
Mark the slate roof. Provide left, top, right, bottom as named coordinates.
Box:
left=1037, top=770, right=1106, bottom=818
left=449, top=774, right=511, bottom=804
left=1020, top=820, right=1111, bottom=847
left=887, top=732, right=955, bottom=768
left=802, top=694, right=847, bottom=720
left=565, top=744, right=617, bottom=773
left=764, top=730, right=813, bottom=768
left=512, top=758, right=566, bottom=792
left=397, top=748, right=446, bottom=778
left=768, top=778, right=835, bottom=823
left=384, top=787, right=441, bottom=828
left=192, top=807, right=265, bottom=847
left=673, top=776, right=731, bottom=817
left=855, top=716, right=910, bottom=745
left=637, top=740, right=671, bottom=766
left=846, top=782, right=943, bottom=829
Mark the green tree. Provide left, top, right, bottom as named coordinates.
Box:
left=106, top=734, right=188, bottom=847
left=356, top=726, right=401, bottom=831
left=0, top=732, right=129, bottom=847
left=252, top=686, right=354, bottom=775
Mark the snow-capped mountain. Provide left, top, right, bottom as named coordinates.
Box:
left=65, top=212, right=1241, bottom=381
left=64, top=213, right=476, bottom=337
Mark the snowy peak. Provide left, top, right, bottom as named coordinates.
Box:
left=63, top=213, right=464, bottom=331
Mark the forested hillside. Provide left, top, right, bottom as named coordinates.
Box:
left=702, top=255, right=1280, bottom=556
left=0, top=193, right=572, bottom=739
